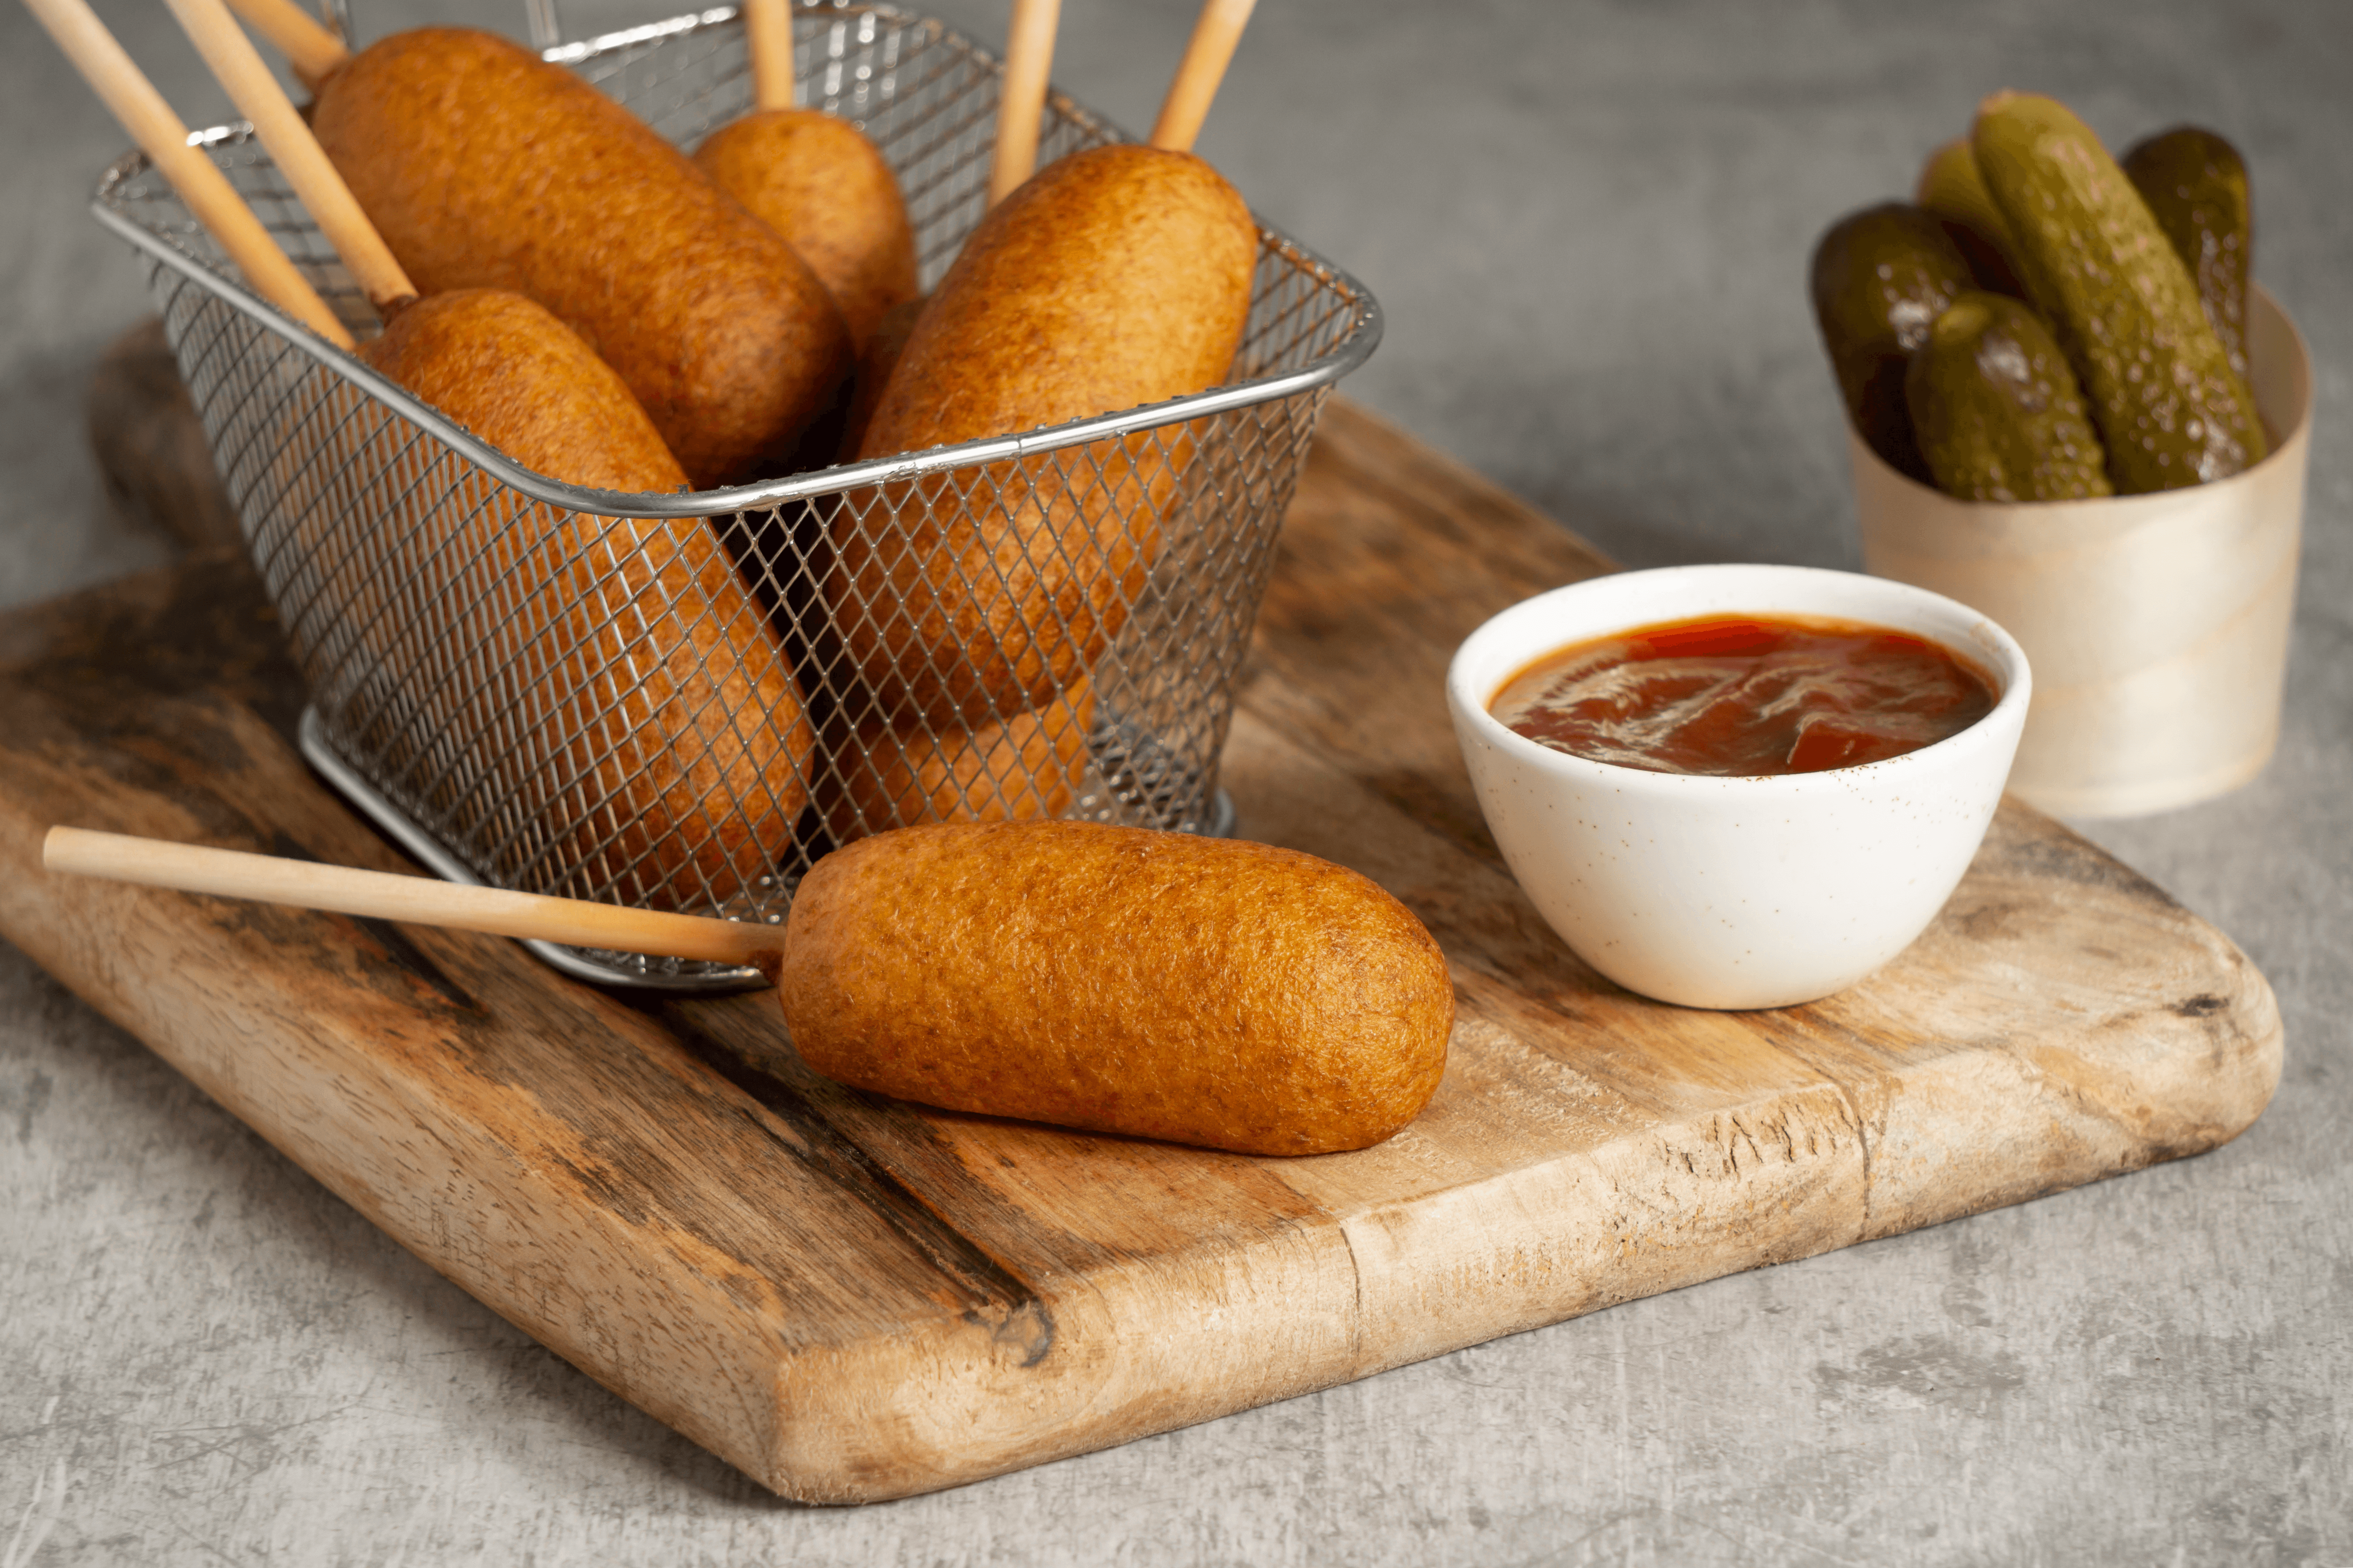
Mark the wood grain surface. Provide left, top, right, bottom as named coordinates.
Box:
left=0, top=397, right=2281, bottom=1503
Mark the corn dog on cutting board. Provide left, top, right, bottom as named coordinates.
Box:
left=0, top=397, right=2279, bottom=1503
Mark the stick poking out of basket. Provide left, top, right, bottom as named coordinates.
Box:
left=743, top=0, right=796, bottom=113
left=1150, top=0, right=1258, bottom=153
left=163, top=0, right=415, bottom=315
left=221, top=0, right=349, bottom=88
left=24, top=0, right=353, bottom=345
left=988, top=0, right=1062, bottom=205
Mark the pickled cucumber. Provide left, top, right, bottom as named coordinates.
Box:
left=1809, top=203, right=1974, bottom=483
left=1906, top=292, right=2113, bottom=503
left=1972, top=91, right=2265, bottom=492
left=1916, top=137, right=2024, bottom=296
left=2122, top=125, right=2252, bottom=379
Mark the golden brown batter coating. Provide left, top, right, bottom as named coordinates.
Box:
left=359, top=289, right=816, bottom=908
left=694, top=108, right=920, bottom=355
left=778, top=822, right=1453, bottom=1154
left=313, top=28, right=851, bottom=488
left=833, top=145, right=1258, bottom=725
left=820, top=679, right=1093, bottom=845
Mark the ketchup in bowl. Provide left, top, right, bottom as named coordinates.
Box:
left=1488, top=613, right=1998, bottom=777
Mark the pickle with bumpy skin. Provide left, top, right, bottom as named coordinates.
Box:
left=1916, top=137, right=2025, bottom=296
left=2121, top=125, right=2252, bottom=379
left=1809, top=203, right=1974, bottom=483
left=1971, top=91, right=2264, bottom=492
left=1906, top=291, right=2113, bottom=503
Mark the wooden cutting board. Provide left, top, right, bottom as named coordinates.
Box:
left=0, top=391, right=2280, bottom=1504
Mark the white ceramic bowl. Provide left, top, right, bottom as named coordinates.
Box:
left=1446, top=565, right=2031, bottom=1010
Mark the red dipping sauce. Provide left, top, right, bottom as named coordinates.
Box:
left=1489, top=613, right=1999, bottom=777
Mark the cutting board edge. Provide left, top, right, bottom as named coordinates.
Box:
left=758, top=951, right=2289, bottom=1502
left=753, top=1014, right=2285, bottom=1503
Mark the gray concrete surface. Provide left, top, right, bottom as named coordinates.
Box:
left=4, top=0, right=2349, bottom=1561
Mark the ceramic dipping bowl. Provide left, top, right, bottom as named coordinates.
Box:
left=1446, top=564, right=2030, bottom=1010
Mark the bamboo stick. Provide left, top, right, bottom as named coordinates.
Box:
left=1148, top=0, right=1256, bottom=154
left=744, top=0, right=796, bottom=112
left=22, top=0, right=353, bottom=349
left=43, top=828, right=780, bottom=967
left=163, top=0, right=415, bottom=315
left=987, top=0, right=1060, bottom=206
left=221, top=0, right=349, bottom=87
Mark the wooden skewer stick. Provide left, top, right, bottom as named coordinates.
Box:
left=1148, top=0, right=1257, bottom=154
left=221, top=0, right=349, bottom=88
left=43, top=828, right=781, bottom=968
left=987, top=0, right=1060, bottom=207
left=743, top=0, right=795, bottom=113
left=164, top=0, right=415, bottom=315
left=22, top=0, right=353, bottom=349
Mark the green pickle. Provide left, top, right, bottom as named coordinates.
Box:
left=2122, top=125, right=2253, bottom=379
left=1916, top=137, right=2025, bottom=296
left=1809, top=203, right=1974, bottom=483
left=1906, top=292, right=2113, bottom=503
left=1972, top=91, right=2265, bottom=492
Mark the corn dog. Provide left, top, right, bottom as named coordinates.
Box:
left=311, top=27, right=852, bottom=488
left=357, top=290, right=818, bottom=906
left=834, top=145, right=1257, bottom=724
left=49, top=822, right=1458, bottom=1155
left=694, top=110, right=918, bottom=356
left=778, top=822, right=1453, bottom=1153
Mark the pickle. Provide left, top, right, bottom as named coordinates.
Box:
left=1916, top=137, right=2025, bottom=296
left=1906, top=292, right=2113, bottom=503
left=2121, top=125, right=2252, bottom=379
left=1972, top=92, right=2265, bottom=492
left=1809, top=203, right=1973, bottom=483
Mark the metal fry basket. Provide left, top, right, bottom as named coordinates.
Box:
left=89, top=1, right=1380, bottom=990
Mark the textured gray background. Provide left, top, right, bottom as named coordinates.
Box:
left=4, top=0, right=2350, bottom=1563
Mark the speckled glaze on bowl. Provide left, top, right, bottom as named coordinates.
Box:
left=1446, top=565, right=2030, bottom=1009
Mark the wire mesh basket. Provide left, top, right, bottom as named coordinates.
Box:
left=88, top=1, right=1380, bottom=990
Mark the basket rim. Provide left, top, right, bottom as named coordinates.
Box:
left=87, top=1, right=1384, bottom=520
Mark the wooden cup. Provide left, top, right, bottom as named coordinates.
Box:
left=1851, top=286, right=2314, bottom=819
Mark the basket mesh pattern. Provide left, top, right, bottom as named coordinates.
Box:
left=91, top=2, right=1373, bottom=970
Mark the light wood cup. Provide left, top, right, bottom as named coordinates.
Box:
left=1852, top=287, right=2313, bottom=819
